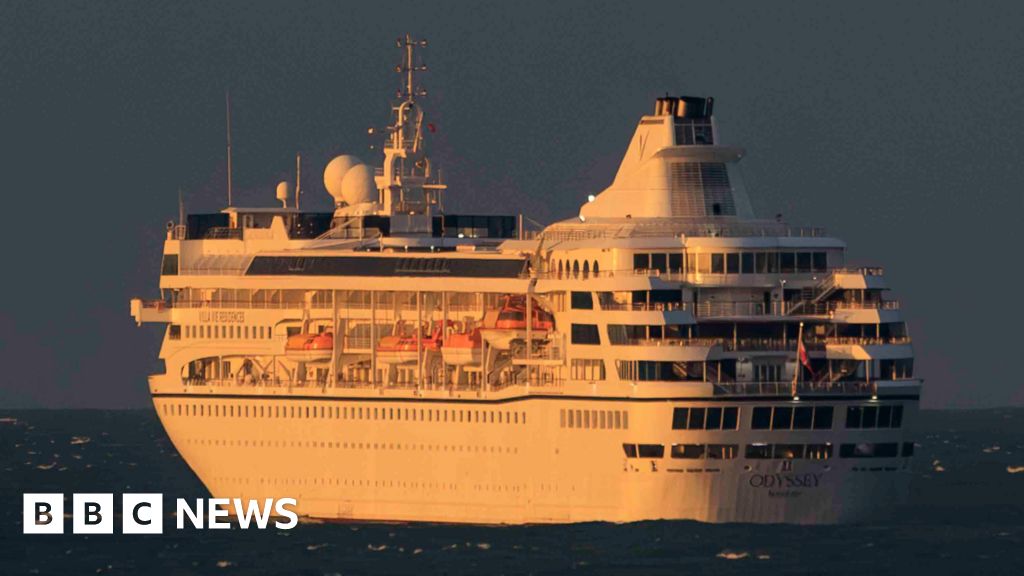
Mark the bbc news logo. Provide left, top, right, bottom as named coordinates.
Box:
left=23, top=494, right=298, bottom=534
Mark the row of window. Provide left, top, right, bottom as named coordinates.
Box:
left=745, top=443, right=834, bottom=460
left=623, top=443, right=739, bottom=460
left=162, top=402, right=527, bottom=425
left=170, top=324, right=273, bottom=341
left=570, top=359, right=607, bottom=381
left=622, top=441, right=914, bottom=460
left=671, top=407, right=740, bottom=430
left=559, top=409, right=629, bottom=430
left=631, top=251, right=830, bottom=275
left=751, top=406, right=835, bottom=430
left=845, top=405, right=904, bottom=429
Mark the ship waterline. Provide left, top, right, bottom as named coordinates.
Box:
left=132, top=37, right=919, bottom=524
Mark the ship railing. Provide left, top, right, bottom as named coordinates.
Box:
left=824, top=336, right=912, bottom=346
left=610, top=337, right=722, bottom=347
left=692, top=299, right=900, bottom=318
left=597, top=301, right=691, bottom=312
left=831, top=266, right=885, bottom=276
left=712, top=380, right=876, bottom=396
left=165, top=299, right=320, bottom=310
left=168, top=225, right=187, bottom=240
left=542, top=223, right=827, bottom=242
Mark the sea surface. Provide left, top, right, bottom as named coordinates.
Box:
left=1, top=409, right=1022, bottom=575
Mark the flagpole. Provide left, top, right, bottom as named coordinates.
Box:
left=792, top=321, right=804, bottom=397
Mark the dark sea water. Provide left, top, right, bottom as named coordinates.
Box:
left=1, top=409, right=1022, bottom=575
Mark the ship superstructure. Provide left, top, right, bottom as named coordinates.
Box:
left=131, top=37, right=919, bottom=524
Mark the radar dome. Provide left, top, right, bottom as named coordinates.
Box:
left=323, top=155, right=363, bottom=204
left=340, top=164, right=377, bottom=206
left=275, top=181, right=291, bottom=207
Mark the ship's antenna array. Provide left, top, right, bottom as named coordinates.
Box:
left=226, top=89, right=233, bottom=207
left=396, top=34, right=428, bottom=102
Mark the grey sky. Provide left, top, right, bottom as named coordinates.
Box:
left=0, top=0, right=1020, bottom=408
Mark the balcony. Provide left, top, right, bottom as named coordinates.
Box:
left=130, top=298, right=171, bottom=325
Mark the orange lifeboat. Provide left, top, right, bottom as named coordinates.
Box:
left=442, top=328, right=482, bottom=366
left=493, top=295, right=555, bottom=330
left=376, top=321, right=446, bottom=365
left=284, top=332, right=333, bottom=363
left=481, top=295, right=554, bottom=349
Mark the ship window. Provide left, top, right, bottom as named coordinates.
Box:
left=845, top=406, right=862, bottom=428
left=901, top=442, right=915, bottom=457
left=891, top=406, right=903, bottom=428
left=583, top=411, right=591, bottom=428
left=669, top=253, right=682, bottom=272
left=571, top=359, right=606, bottom=381
left=651, top=253, right=667, bottom=273
left=572, top=261, right=580, bottom=278
left=567, top=410, right=575, bottom=428
left=705, top=407, right=722, bottom=429
left=688, top=407, right=706, bottom=430
left=877, top=405, right=893, bottom=428
left=813, top=406, right=834, bottom=429
left=637, top=444, right=664, bottom=458
left=796, top=252, right=812, bottom=272
left=672, top=407, right=689, bottom=430
left=599, top=411, right=607, bottom=429
left=593, top=261, right=600, bottom=276
left=774, top=444, right=805, bottom=459
left=623, top=443, right=638, bottom=458
left=571, top=292, right=594, bottom=310
left=571, top=324, right=600, bottom=345
left=671, top=444, right=705, bottom=459
left=633, top=254, right=649, bottom=270
left=707, top=444, right=738, bottom=459
left=746, top=444, right=771, bottom=459
left=169, top=325, right=181, bottom=340
left=793, top=406, right=813, bottom=429
left=614, top=411, right=622, bottom=429
left=780, top=252, right=796, bottom=273
left=755, top=252, right=768, bottom=273
left=722, top=407, right=739, bottom=429
left=812, top=252, right=827, bottom=272
left=560, top=409, right=566, bottom=428
left=711, top=254, right=725, bottom=274
left=861, top=406, right=878, bottom=428
left=751, top=407, right=772, bottom=430
left=806, top=443, right=833, bottom=460
left=771, top=407, right=793, bottom=430
left=741, top=253, right=754, bottom=274
left=726, top=253, right=739, bottom=274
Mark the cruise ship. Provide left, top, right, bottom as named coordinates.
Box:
left=130, top=37, right=919, bottom=524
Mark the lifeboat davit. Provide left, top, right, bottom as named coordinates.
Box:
left=442, top=328, right=482, bottom=366
left=284, top=332, right=333, bottom=363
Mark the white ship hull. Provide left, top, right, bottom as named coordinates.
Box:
left=152, top=385, right=915, bottom=524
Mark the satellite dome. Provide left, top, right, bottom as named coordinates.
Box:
left=340, top=164, right=377, bottom=206
left=323, top=155, right=363, bottom=204
left=275, top=181, right=291, bottom=207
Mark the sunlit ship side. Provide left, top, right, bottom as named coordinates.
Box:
left=131, top=37, right=919, bottom=524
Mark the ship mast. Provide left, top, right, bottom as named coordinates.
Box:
left=375, top=34, right=446, bottom=218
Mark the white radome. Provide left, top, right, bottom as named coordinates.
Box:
left=340, top=163, right=377, bottom=206
left=275, top=181, right=291, bottom=207
left=323, top=155, right=364, bottom=205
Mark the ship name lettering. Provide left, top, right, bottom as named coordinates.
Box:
left=748, top=473, right=822, bottom=489
left=199, top=311, right=245, bottom=323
